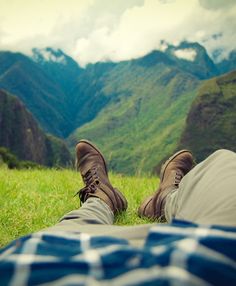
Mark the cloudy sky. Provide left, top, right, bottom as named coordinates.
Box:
left=0, top=0, right=236, bottom=66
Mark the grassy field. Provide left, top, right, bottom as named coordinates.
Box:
left=0, top=166, right=159, bottom=248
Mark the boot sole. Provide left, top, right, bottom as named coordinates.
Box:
left=160, top=149, right=192, bottom=182
left=114, top=187, right=128, bottom=212
left=76, top=139, right=108, bottom=175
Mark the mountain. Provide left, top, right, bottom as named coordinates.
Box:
left=0, top=89, right=72, bottom=167
left=32, top=47, right=82, bottom=94
left=165, top=41, right=219, bottom=79
left=67, top=41, right=232, bottom=174
left=31, top=48, right=122, bottom=134
left=0, top=51, right=72, bottom=137
left=1, top=42, right=236, bottom=174
left=68, top=42, right=220, bottom=134
left=68, top=56, right=200, bottom=174
left=178, top=70, right=236, bottom=163
left=0, top=42, right=232, bottom=139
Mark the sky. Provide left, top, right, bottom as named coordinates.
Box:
left=0, top=0, right=236, bottom=66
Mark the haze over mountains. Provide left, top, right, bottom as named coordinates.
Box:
left=0, top=42, right=236, bottom=173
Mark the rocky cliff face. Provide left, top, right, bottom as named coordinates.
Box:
left=178, top=70, right=236, bottom=162
left=0, top=89, right=72, bottom=167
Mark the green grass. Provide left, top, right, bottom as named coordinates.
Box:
left=0, top=167, right=159, bottom=248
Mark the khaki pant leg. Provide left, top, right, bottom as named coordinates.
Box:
left=165, top=149, right=236, bottom=226
left=40, top=197, right=154, bottom=247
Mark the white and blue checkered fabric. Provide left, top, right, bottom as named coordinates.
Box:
left=1, top=220, right=236, bottom=285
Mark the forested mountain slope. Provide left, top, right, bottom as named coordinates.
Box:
left=178, top=70, right=236, bottom=163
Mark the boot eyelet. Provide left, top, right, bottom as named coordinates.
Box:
left=90, top=184, right=96, bottom=192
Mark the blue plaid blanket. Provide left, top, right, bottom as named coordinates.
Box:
left=0, top=220, right=236, bottom=285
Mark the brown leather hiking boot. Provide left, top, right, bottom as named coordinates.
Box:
left=138, top=150, right=194, bottom=220
left=75, top=139, right=127, bottom=214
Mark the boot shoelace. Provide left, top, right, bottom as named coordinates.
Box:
left=75, top=167, right=100, bottom=203
left=174, top=171, right=183, bottom=186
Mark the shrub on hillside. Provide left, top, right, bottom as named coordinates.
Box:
left=0, top=147, right=42, bottom=169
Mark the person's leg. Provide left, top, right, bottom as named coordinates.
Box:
left=51, top=197, right=114, bottom=227
left=43, top=200, right=153, bottom=247
left=165, top=149, right=236, bottom=226
left=41, top=140, right=125, bottom=232
left=40, top=140, right=152, bottom=248
left=42, top=197, right=153, bottom=248
left=138, top=150, right=194, bottom=220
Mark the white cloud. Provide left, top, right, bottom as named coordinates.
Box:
left=0, top=0, right=236, bottom=65
left=37, top=49, right=67, bottom=64
left=174, top=49, right=197, bottom=61
left=71, top=0, right=236, bottom=65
